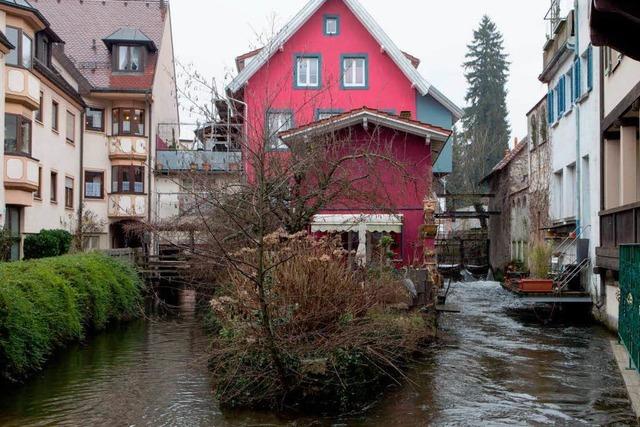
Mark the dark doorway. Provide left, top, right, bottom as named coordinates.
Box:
left=110, top=220, right=143, bottom=249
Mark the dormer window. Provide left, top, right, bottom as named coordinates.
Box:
left=36, top=34, right=51, bottom=66
left=103, top=28, right=157, bottom=74
left=115, top=45, right=143, bottom=72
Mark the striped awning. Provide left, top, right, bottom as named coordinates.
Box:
left=310, top=214, right=403, bottom=233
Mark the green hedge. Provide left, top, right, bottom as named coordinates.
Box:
left=23, top=229, right=73, bottom=260
left=0, top=252, right=143, bottom=381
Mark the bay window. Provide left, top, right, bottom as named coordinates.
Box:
left=111, top=165, right=145, bottom=194
left=6, top=26, right=32, bottom=68
left=295, top=55, right=320, bottom=88
left=112, top=108, right=145, bottom=136
left=342, top=55, right=368, bottom=88
left=4, top=114, right=32, bottom=155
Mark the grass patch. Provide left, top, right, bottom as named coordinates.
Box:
left=0, top=252, right=143, bottom=381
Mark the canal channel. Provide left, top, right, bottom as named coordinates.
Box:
left=0, top=281, right=636, bottom=426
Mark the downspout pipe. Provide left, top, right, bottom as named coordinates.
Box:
left=574, top=0, right=582, bottom=232
left=78, top=110, right=85, bottom=249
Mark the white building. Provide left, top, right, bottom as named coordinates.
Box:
left=540, top=0, right=601, bottom=306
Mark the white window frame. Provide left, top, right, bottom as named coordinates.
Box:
left=325, top=17, right=338, bottom=35
left=266, top=110, right=293, bottom=150
left=342, top=56, right=367, bottom=88
left=295, top=56, right=320, bottom=88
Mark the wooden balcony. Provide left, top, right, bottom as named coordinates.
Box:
left=108, top=136, right=148, bottom=161
left=6, top=67, right=40, bottom=110
left=108, top=194, right=147, bottom=218
left=596, top=202, right=640, bottom=271
left=4, top=154, right=39, bottom=206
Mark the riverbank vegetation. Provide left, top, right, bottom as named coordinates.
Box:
left=0, top=253, right=143, bottom=381
left=208, top=232, right=435, bottom=411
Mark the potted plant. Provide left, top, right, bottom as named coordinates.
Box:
left=519, top=242, right=554, bottom=293
left=420, top=224, right=438, bottom=239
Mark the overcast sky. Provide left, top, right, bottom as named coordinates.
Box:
left=170, top=1, right=551, bottom=143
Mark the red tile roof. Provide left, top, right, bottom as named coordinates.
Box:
left=32, top=0, right=168, bottom=91
left=481, top=138, right=528, bottom=183
left=280, top=107, right=453, bottom=138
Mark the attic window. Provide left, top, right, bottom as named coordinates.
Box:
left=115, top=45, right=143, bottom=72
left=324, top=16, right=339, bottom=35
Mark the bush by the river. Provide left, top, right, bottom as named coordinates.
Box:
left=0, top=252, right=143, bottom=381
left=23, top=229, right=73, bottom=260
left=208, top=231, right=435, bottom=412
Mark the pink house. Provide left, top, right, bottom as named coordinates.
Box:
left=226, top=0, right=461, bottom=265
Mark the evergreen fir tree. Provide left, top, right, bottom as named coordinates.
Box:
left=450, top=15, right=510, bottom=193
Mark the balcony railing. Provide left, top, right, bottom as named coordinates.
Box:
left=6, top=68, right=40, bottom=110
left=109, top=135, right=148, bottom=161
left=108, top=194, right=147, bottom=218
left=541, top=7, right=574, bottom=82
left=155, top=150, right=242, bottom=173
left=596, top=202, right=640, bottom=271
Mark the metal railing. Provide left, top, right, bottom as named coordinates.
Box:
left=156, top=150, right=242, bottom=172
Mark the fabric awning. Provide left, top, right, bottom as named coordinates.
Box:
left=310, top=214, right=403, bottom=233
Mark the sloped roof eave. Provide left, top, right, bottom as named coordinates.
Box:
left=225, top=0, right=462, bottom=120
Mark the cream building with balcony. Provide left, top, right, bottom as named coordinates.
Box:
left=0, top=0, right=179, bottom=259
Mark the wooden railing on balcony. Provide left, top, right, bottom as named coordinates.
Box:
left=597, top=202, right=640, bottom=271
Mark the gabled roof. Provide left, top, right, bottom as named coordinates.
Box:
left=480, top=138, right=528, bottom=183
left=103, top=28, right=157, bottom=52
left=226, top=0, right=462, bottom=120
left=279, top=107, right=452, bottom=165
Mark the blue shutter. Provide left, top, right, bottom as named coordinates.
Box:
left=567, top=69, right=574, bottom=104
left=587, top=45, right=593, bottom=91
left=557, top=77, right=565, bottom=115
left=573, top=58, right=581, bottom=101
left=547, top=91, right=554, bottom=124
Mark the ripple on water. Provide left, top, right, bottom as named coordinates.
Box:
left=0, top=282, right=637, bottom=426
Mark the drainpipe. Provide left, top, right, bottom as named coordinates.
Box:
left=574, top=0, right=582, bottom=234
left=147, top=99, right=153, bottom=223
left=78, top=110, right=85, bottom=249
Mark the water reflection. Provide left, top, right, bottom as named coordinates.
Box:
left=0, top=283, right=636, bottom=426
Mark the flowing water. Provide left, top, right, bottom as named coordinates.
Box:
left=0, top=282, right=637, bottom=426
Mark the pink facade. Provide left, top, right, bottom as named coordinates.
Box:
left=243, top=0, right=417, bottom=139
left=236, top=0, right=448, bottom=265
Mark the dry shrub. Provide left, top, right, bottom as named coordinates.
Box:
left=209, top=231, right=434, bottom=411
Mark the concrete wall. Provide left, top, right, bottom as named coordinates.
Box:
left=603, top=56, right=640, bottom=118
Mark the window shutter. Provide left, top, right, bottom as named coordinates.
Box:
left=547, top=91, right=554, bottom=124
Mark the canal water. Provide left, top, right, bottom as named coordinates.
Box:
left=0, top=281, right=636, bottom=426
